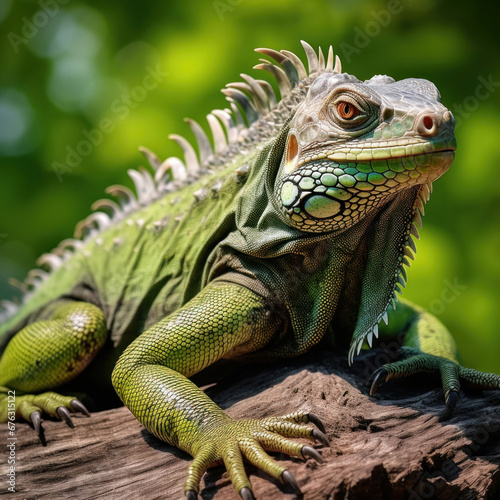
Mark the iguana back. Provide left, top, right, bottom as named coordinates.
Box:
left=0, top=43, right=316, bottom=354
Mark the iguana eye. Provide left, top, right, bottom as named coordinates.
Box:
left=323, top=91, right=373, bottom=130
left=337, top=101, right=359, bottom=119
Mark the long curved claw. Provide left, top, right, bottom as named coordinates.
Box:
left=307, top=413, right=325, bottom=433
left=185, top=491, right=198, bottom=500
left=57, top=406, right=75, bottom=428
left=311, top=429, right=329, bottom=447
left=31, top=411, right=47, bottom=446
left=441, top=390, right=459, bottom=421
left=70, top=399, right=90, bottom=417
left=282, top=470, right=302, bottom=495
left=239, top=487, right=255, bottom=500
left=302, top=445, right=324, bottom=463
left=30, top=410, right=42, bottom=435
left=369, top=367, right=388, bottom=396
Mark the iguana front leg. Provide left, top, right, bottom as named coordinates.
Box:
left=112, top=280, right=327, bottom=499
left=0, top=301, right=107, bottom=431
left=370, top=297, right=500, bottom=418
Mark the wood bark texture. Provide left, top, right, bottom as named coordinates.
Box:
left=2, top=349, right=500, bottom=500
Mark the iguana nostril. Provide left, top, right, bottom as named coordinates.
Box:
left=416, top=112, right=439, bottom=136
left=423, top=116, right=433, bottom=130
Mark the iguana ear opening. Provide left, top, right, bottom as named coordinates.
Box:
left=284, top=132, right=299, bottom=174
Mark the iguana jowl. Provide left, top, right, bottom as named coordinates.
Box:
left=1, top=41, right=499, bottom=499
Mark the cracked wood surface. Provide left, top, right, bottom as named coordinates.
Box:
left=2, top=349, right=500, bottom=500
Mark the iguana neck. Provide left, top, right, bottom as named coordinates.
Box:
left=204, top=121, right=421, bottom=359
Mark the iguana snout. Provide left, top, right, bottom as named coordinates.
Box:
left=414, top=108, right=454, bottom=138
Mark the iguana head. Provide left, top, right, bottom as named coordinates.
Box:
left=276, top=72, right=456, bottom=233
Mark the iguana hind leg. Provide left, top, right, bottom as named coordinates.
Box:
left=112, top=281, right=327, bottom=499
left=0, top=301, right=107, bottom=431
left=369, top=297, right=500, bottom=419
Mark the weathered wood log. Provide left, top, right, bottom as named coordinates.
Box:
left=2, top=349, right=500, bottom=499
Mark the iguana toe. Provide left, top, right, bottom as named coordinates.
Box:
left=459, top=367, right=500, bottom=391
left=4, top=391, right=88, bottom=438
left=183, top=413, right=326, bottom=497
left=368, top=352, right=500, bottom=419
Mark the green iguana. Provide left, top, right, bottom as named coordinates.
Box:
left=1, top=41, right=499, bottom=499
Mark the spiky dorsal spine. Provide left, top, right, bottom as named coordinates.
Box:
left=0, top=41, right=342, bottom=322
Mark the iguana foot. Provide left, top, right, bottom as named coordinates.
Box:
left=1, top=389, right=89, bottom=440
left=369, top=348, right=500, bottom=420
left=184, top=411, right=327, bottom=499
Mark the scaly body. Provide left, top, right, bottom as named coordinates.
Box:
left=1, top=42, right=499, bottom=499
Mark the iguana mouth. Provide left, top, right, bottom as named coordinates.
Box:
left=296, top=137, right=457, bottom=168
left=386, top=146, right=456, bottom=163
left=394, top=147, right=456, bottom=157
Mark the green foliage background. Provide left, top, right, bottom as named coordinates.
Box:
left=0, top=0, right=499, bottom=372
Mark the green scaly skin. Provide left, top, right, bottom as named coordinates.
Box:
left=0, top=42, right=499, bottom=498
left=0, top=302, right=105, bottom=426
left=373, top=297, right=500, bottom=419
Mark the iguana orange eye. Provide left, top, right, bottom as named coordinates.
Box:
left=337, top=101, right=359, bottom=119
